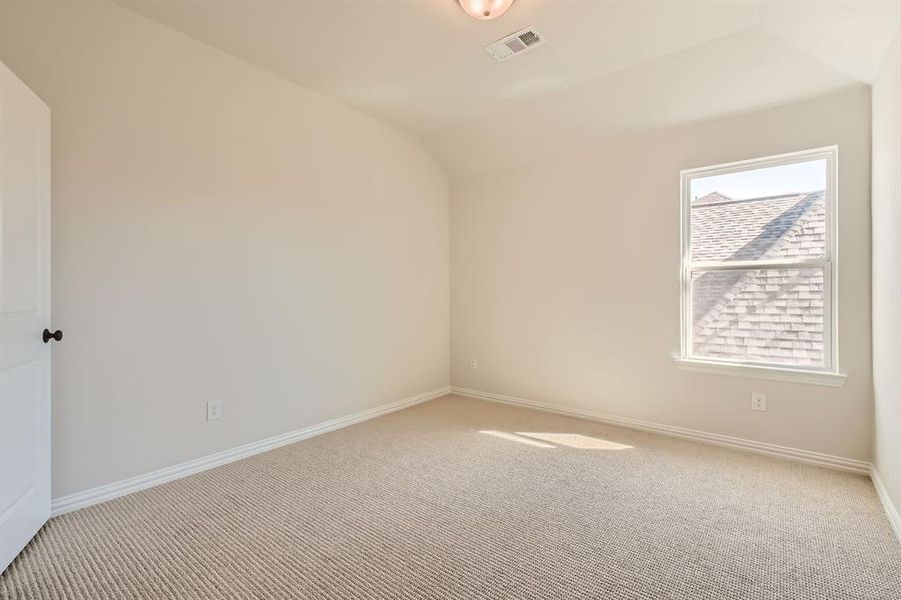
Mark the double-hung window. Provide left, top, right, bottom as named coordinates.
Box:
left=678, top=147, right=843, bottom=386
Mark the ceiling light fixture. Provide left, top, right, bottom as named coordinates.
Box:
left=458, top=0, right=515, bottom=21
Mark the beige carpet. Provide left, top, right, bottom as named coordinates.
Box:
left=2, top=395, right=900, bottom=599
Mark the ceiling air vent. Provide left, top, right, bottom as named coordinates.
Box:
left=484, top=26, right=545, bottom=62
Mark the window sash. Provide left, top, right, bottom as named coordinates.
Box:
left=685, top=264, right=833, bottom=372
left=679, top=146, right=838, bottom=375
left=688, top=257, right=828, bottom=272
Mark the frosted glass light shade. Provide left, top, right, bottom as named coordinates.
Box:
left=458, top=0, right=515, bottom=21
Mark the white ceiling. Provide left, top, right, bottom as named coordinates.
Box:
left=116, top=0, right=900, bottom=178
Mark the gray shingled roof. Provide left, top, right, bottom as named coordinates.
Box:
left=691, top=191, right=826, bottom=367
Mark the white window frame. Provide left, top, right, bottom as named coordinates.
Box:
left=675, top=146, right=845, bottom=387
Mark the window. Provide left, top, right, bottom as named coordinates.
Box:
left=678, top=147, right=843, bottom=386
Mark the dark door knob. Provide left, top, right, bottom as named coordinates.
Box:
left=42, top=329, right=62, bottom=343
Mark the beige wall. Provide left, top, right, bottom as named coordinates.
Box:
left=0, top=1, right=449, bottom=498
left=451, top=87, right=872, bottom=461
left=873, top=29, right=901, bottom=512
left=0, top=0, right=883, bottom=499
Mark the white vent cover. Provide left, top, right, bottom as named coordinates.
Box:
left=484, top=26, right=545, bottom=62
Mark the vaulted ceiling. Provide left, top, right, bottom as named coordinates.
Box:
left=116, top=0, right=900, bottom=178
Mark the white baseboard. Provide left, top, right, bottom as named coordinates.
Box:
left=871, top=467, right=901, bottom=543
left=450, top=386, right=871, bottom=475
left=51, top=386, right=451, bottom=517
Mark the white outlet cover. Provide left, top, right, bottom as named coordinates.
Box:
left=751, top=392, right=767, bottom=411
left=207, top=400, right=223, bottom=421
left=470, top=357, right=479, bottom=370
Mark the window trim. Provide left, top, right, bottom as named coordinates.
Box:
left=677, top=146, right=843, bottom=385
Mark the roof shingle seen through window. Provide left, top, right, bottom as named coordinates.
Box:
left=690, top=191, right=827, bottom=367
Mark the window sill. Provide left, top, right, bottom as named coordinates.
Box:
left=673, top=357, right=846, bottom=387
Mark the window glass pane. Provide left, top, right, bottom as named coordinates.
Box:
left=690, top=159, right=826, bottom=263
left=691, top=267, right=825, bottom=368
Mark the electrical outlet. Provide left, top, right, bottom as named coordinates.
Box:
left=207, top=400, right=223, bottom=421
left=470, top=357, right=479, bottom=370
left=751, top=392, right=767, bottom=412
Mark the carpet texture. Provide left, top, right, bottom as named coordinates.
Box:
left=2, top=395, right=900, bottom=599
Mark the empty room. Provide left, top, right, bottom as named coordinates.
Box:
left=1, top=1, right=900, bottom=598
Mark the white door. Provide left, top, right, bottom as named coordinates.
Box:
left=0, top=61, right=51, bottom=573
